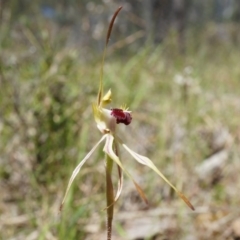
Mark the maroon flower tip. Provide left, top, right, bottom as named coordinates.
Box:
left=111, top=108, right=132, bottom=125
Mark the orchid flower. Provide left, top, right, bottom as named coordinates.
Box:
left=60, top=6, right=194, bottom=240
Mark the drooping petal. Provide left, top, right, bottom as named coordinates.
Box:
left=120, top=141, right=195, bottom=210
left=112, top=140, right=123, bottom=203
left=104, top=156, right=123, bottom=210
left=103, top=134, right=148, bottom=205
left=105, top=154, right=114, bottom=217
left=60, top=135, right=107, bottom=211
left=115, top=163, right=123, bottom=202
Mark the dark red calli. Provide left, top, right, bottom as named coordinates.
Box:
left=111, top=108, right=132, bottom=125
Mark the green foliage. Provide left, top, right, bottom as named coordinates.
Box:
left=1, top=13, right=240, bottom=240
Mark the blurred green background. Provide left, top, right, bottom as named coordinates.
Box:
left=0, top=0, right=240, bottom=239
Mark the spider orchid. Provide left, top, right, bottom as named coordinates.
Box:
left=60, top=6, right=194, bottom=239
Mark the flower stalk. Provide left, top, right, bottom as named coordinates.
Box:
left=105, top=153, right=114, bottom=240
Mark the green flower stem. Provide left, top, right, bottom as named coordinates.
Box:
left=105, top=153, right=114, bottom=240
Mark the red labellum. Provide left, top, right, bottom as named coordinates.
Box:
left=111, top=108, right=132, bottom=125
